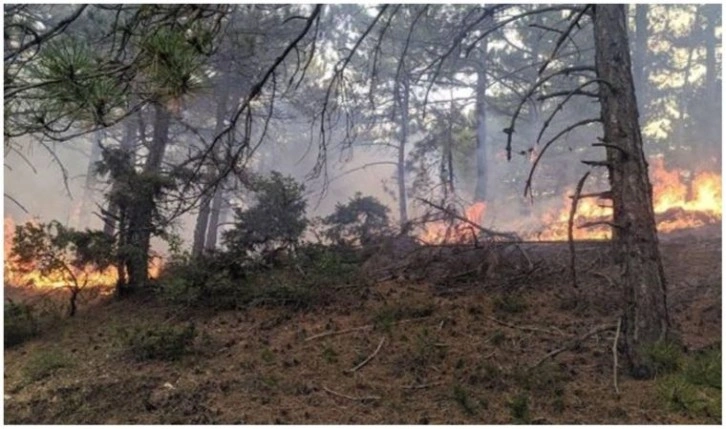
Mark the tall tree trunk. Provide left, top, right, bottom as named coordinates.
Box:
left=593, top=4, right=669, bottom=378
left=103, top=113, right=139, bottom=237
left=123, top=104, right=171, bottom=293
left=474, top=39, right=488, bottom=202
left=192, top=86, right=229, bottom=255
left=205, top=188, right=224, bottom=250
left=632, top=5, right=648, bottom=113
left=396, top=75, right=410, bottom=229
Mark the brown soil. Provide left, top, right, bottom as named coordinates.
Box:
left=4, top=230, right=721, bottom=424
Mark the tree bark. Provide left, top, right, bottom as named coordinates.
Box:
left=192, top=85, right=229, bottom=255
left=474, top=38, right=488, bottom=202
left=396, top=74, right=410, bottom=229
left=593, top=4, right=669, bottom=377
left=205, top=187, right=224, bottom=250
left=123, top=103, right=171, bottom=293
left=632, top=5, right=648, bottom=113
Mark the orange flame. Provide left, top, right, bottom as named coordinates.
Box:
left=419, top=202, right=487, bottom=244
left=419, top=157, right=721, bottom=243
left=526, top=157, right=721, bottom=241
left=4, top=217, right=163, bottom=290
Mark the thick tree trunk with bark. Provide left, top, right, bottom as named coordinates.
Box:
left=593, top=4, right=669, bottom=377
left=474, top=40, right=488, bottom=202
left=396, top=75, right=410, bottom=228
left=192, top=85, right=229, bottom=255
left=632, top=4, right=648, bottom=113
left=123, top=104, right=171, bottom=293
left=205, top=188, right=224, bottom=250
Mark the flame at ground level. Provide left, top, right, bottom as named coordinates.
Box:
left=420, top=157, right=721, bottom=243
left=4, top=217, right=163, bottom=290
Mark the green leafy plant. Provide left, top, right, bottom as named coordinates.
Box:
left=322, top=193, right=391, bottom=246
left=119, top=323, right=197, bottom=361
left=508, top=393, right=531, bottom=424
left=223, top=172, right=307, bottom=264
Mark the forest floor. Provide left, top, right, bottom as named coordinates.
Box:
left=4, top=227, right=722, bottom=424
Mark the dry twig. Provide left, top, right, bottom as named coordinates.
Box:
left=486, top=316, right=564, bottom=336
left=530, top=322, right=616, bottom=369
left=612, top=317, right=622, bottom=395
left=345, top=337, right=386, bottom=373
left=304, top=317, right=431, bottom=342
left=569, top=171, right=591, bottom=289
left=322, top=385, right=380, bottom=402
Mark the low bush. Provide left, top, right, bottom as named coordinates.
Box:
left=5, top=300, right=38, bottom=347
left=119, top=323, right=197, bottom=361
left=641, top=340, right=683, bottom=377
left=23, top=349, right=71, bottom=382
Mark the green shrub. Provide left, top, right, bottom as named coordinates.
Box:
left=23, top=349, right=71, bottom=382
left=508, top=393, right=530, bottom=424
left=492, top=294, right=527, bottom=314
left=119, top=323, right=197, bottom=361
left=5, top=300, right=38, bottom=347
left=684, top=347, right=721, bottom=389
left=452, top=384, right=477, bottom=415
left=641, top=340, right=683, bottom=377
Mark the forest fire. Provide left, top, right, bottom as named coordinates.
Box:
left=420, top=158, right=721, bottom=243
left=4, top=217, right=162, bottom=290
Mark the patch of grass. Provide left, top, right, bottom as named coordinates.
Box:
left=322, top=345, right=338, bottom=364
left=684, top=347, right=721, bottom=389
left=119, top=323, right=197, bottom=361
left=468, top=362, right=504, bottom=389
left=508, top=392, right=530, bottom=424
left=452, top=384, right=477, bottom=415
left=260, top=348, right=276, bottom=365
left=641, top=340, right=683, bottom=377
left=23, top=349, right=71, bottom=383
left=373, top=304, right=435, bottom=332
left=5, top=300, right=38, bottom=347
left=492, top=294, right=527, bottom=314
left=657, top=374, right=720, bottom=419
left=512, top=362, right=569, bottom=393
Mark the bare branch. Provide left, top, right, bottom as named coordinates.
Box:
left=569, top=171, right=591, bottom=290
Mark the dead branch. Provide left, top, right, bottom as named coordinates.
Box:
left=613, top=317, right=622, bottom=395
left=536, top=79, right=605, bottom=145
left=537, top=89, right=599, bottom=100
left=322, top=385, right=380, bottom=402
left=538, top=5, right=592, bottom=75
left=486, top=316, right=564, bottom=336
left=570, top=191, right=612, bottom=200
left=345, top=337, right=386, bottom=374
left=524, top=117, right=601, bottom=198
left=504, top=66, right=596, bottom=161
left=416, top=198, right=520, bottom=241
left=304, top=317, right=431, bottom=342
left=402, top=382, right=444, bottom=390
left=569, top=171, right=591, bottom=289
left=4, top=193, right=29, bottom=213
left=578, top=220, right=621, bottom=229
left=581, top=160, right=611, bottom=167
left=530, top=322, right=617, bottom=369
left=592, top=142, right=630, bottom=159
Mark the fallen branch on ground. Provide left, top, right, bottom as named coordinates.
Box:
left=345, top=337, right=386, bottom=373
left=487, top=316, right=564, bottom=336
left=304, top=316, right=431, bottom=341
left=530, top=322, right=617, bottom=369
left=416, top=198, right=520, bottom=241
left=322, top=385, right=380, bottom=401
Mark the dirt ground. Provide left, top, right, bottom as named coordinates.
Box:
left=4, top=229, right=721, bottom=424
